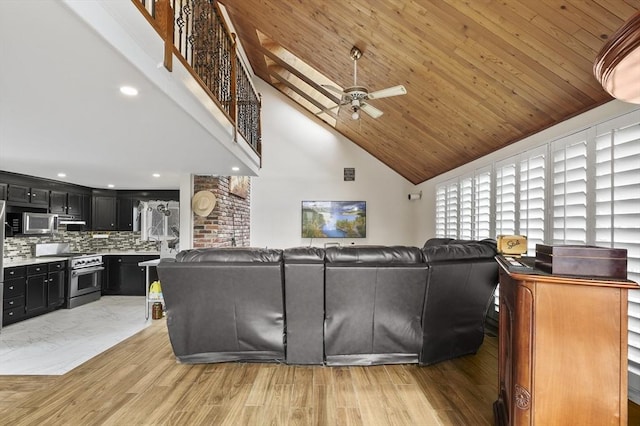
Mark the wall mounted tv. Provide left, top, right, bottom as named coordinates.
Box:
left=301, top=201, right=366, bottom=238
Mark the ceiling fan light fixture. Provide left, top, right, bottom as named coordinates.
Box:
left=594, top=11, right=640, bottom=104
left=351, top=108, right=360, bottom=120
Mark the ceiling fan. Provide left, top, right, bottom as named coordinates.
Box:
left=320, top=46, right=407, bottom=120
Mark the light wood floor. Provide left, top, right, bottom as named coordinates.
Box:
left=0, top=319, right=638, bottom=425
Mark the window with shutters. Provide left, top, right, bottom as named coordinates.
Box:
left=474, top=169, right=492, bottom=240
left=552, top=133, right=588, bottom=245
left=460, top=177, right=473, bottom=240
left=594, top=116, right=640, bottom=384
left=519, top=148, right=546, bottom=255
left=445, top=181, right=459, bottom=238
left=495, top=162, right=517, bottom=237
left=435, top=186, right=446, bottom=238
left=432, top=109, right=640, bottom=394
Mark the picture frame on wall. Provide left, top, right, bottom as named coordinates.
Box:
left=229, top=176, right=249, bottom=198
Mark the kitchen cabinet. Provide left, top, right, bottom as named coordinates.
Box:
left=2, top=261, right=67, bottom=327
left=50, top=191, right=67, bottom=214
left=7, top=184, right=50, bottom=207
left=103, top=255, right=158, bottom=296
left=0, top=183, right=6, bottom=200
left=92, top=195, right=117, bottom=231
left=67, top=192, right=83, bottom=219
left=117, top=196, right=136, bottom=231
left=47, top=261, right=66, bottom=308
left=2, top=266, right=26, bottom=325
left=25, top=264, right=48, bottom=314
left=7, top=184, right=29, bottom=203
left=493, top=257, right=639, bottom=426
left=51, top=191, right=88, bottom=221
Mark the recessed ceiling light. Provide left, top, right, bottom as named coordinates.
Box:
left=152, top=173, right=161, bottom=178
left=57, top=173, right=66, bottom=178
left=119, top=86, right=138, bottom=96
left=107, top=184, right=115, bottom=188
left=231, top=166, right=240, bottom=172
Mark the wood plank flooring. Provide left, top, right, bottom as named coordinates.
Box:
left=0, top=319, right=638, bottom=425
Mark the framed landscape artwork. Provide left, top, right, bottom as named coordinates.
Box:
left=301, top=201, right=366, bottom=238
left=229, top=176, right=249, bottom=198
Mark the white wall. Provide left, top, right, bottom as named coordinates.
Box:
left=251, top=79, right=422, bottom=248
left=412, top=100, right=640, bottom=241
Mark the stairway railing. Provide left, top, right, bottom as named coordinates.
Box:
left=132, top=0, right=261, bottom=158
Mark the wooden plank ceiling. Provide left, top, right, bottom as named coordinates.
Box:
left=220, top=0, right=640, bottom=184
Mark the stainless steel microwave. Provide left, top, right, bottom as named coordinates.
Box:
left=21, top=212, right=58, bottom=235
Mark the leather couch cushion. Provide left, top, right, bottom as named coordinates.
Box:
left=422, top=238, right=454, bottom=248
left=283, top=247, right=325, bottom=263
left=423, top=241, right=496, bottom=262
left=325, top=246, right=425, bottom=265
left=175, top=247, right=283, bottom=263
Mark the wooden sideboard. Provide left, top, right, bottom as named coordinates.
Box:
left=494, top=256, right=639, bottom=426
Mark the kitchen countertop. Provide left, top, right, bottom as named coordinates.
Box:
left=3, top=251, right=161, bottom=269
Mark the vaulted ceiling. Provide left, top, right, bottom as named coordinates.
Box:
left=220, top=0, right=640, bottom=184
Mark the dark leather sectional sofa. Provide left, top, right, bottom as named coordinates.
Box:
left=156, top=238, right=498, bottom=366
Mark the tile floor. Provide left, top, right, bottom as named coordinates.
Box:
left=0, top=296, right=151, bottom=375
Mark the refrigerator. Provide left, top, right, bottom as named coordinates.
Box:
left=0, top=200, right=5, bottom=333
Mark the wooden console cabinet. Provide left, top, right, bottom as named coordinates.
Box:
left=494, top=257, right=639, bottom=426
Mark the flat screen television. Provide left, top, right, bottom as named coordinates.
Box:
left=301, top=201, right=366, bottom=238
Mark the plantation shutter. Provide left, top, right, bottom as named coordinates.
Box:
left=445, top=181, right=459, bottom=238
left=495, top=161, right=517, bottom=236
left=460, top=177, right=473, bottom=240
left=519, top=148, right=546, bottom=255
left=474, top=168, right=492, bottom=240
left=435, top=186, right=446, bottom=238
left=552, top=132, right=588, bottom=245
left=595, top=116, right=640, bottom=384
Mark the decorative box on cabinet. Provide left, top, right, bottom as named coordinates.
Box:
left=493, top=256, right=639, bottom=426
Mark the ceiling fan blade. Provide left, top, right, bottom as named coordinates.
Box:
left=315, top=104, right=341, bottom=116
left=360, top=102, right=384, bottom=119
left=321, top=84, right=345, bottom=95
left=367, top=85, right=407, bottom=100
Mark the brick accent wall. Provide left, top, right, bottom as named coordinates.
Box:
left=193, top=175, right=250, bottom=248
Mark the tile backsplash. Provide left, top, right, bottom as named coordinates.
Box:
left=3, top=231, right=159, bottom=259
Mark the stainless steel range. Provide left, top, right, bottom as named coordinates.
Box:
left=34, top=243, right=104, bottom=309
left=67, top=253, right=104, bottom=308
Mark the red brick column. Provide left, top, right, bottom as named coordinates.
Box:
left=193, top=175, right=251, bottom=248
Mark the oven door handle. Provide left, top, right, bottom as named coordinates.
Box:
left=71, top=266, right=105, bottom=277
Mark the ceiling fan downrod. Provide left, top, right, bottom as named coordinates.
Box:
left=350, top=46, right=362, bottom=87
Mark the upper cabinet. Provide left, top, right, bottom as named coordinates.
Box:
left=1, top=171, right=177, bottom=232
left=92, top=192, right=117, bottom=231
left=0, top=171, right=92, bottom=224
left=49, top=191, right=67, bottom=214
left=7, top=184, right=49, bottom=207
left=51, top=191, right=88, bottom=221
left=117, top=196, right=136, bottom=231
left=67, top=192, right=83, bottom=218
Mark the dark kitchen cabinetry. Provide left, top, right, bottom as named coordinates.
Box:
left=67, top=192, right=83, bottom=218
left=47, top=261, right=66, bottom=308
left=50, top=191, right=67, bottom=214
left=7, top=184, right=49, bottom=207
left=0, top=183, right=6, bottom=200
left=50, top=191, right=89, bottom=222
left=2, top=266, right=26, bottom=325
left=117, top=196, right=136, bottom=231
left=92, top=193, right=117, bottom=231
left=25, top=264, right=48, bottom=314
left=2, top=261, right=67, bottom=327
left=103, top=255, right=159, bottom=296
